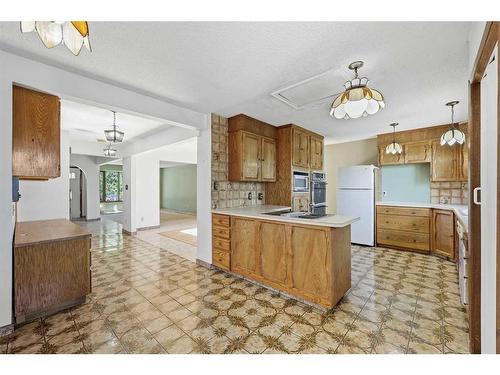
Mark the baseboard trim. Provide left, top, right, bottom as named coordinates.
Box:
left=196, top=259, right=213, bottom=269
left=0, top=324, right=14, bottom=337
left=137, top=225, right=160, bottom=231
left=86, top=218, right=101, bottom=222
left=122, top=229, right=137, bottom=235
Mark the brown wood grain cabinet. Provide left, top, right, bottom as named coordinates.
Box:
left=212, top=214, right=231, bottom=270
left=222, top=215, right=351, bottom=309
left=13, top=85, right=61, bottom=180
left=310, top=135, right=324, bottom=170
left=292, top=194, right=310, bottom=212
left=260, top=137, right=277, bottom=181
left=404, top=141, right=431, bottom=164
left=431, top=209, right=455, bottom=259
left=14, top=219, right=91, bottom=322
left=431, top=139, right=458, bottom=181
left=378, top=147, right=404, bottom=165
left=292, top=127, right=310, bottom=168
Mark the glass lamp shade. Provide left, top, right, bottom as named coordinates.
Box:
left=20, top=21, right=91, bottom=56
left=385, top=142, right=403, bottom=155
left=330, top=86, right=385, bottom=120
left=440, top=128, right=466, bottom=146
left=103, top=146, right=117, bottom=157
left=104, top=128, right=125, bottom=143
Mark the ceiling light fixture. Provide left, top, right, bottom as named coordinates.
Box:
left=330, top=61, right=385, bottom=120
left=104, top=111, right=125, bottom=143
left=20, top=21, right=92, bottom=56
left=440, top=101, right=465, bottom=146
left=103, top=143, right=117, bottom=157
left=385, top=123, right=403, bottom=155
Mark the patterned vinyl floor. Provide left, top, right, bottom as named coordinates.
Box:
left=0, top=230, right=469, bottom=354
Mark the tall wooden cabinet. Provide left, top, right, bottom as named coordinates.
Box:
left=228, top=115, right=277, bottom=182
left=13, top=85, right=61, bottom=180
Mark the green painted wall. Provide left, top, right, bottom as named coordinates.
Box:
left=381, top=164, right=430, bottom=203
left=160, top=165, right=197, bottom=213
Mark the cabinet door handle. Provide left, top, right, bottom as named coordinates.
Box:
left=473, top=187, right=481, bottom=205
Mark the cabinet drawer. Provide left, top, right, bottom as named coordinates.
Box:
left=212, top=237, right=230, bottom=252
left=212, top=249, right=230, bottom=270
left=377, top=214, right=430, bottom=233
left=376, top=206, right=430, bottom=217
left=377, top=229, right=430, bottom=251
left=212, top=214, right=230, bottom=227
left=212, top=225, right=230, bottom=240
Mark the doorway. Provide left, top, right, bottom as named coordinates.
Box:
left=69, top=166, right=86, bottom=220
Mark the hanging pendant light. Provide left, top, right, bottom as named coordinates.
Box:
left=330, top=61, right=385, bottom=120
left=440, top=101, right=465, bottom=146
left=104, top=111, right=125, bottom=143
left=20, top=21, right=91, bottom=56
left=103, top=143, right=117, bottom=157
left=385, top=123, right=403, bottom=155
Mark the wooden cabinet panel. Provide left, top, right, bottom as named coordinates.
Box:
left=231, top=217, right=258, bottom=277
left=290, top=226, right=330, bottom=300
left=212, top=214, right=230, bottom=227
left=404, top=141, right=431, bottom=163
left=431, top=140, right=458, bottom=181
left=377, top=213, right=430, bottom=233
left=458, top=144, right=469, bottom=181
left=292, top=195, right=310, bottom=212
left=292, top=128, right=310, bottom=168
left=212, top=226, right=230, bottom=240
left=377, top=228, right=430, bottom=252
left=213, top=237, right=230, bottom=251
left=259, top=222, right=287, bottom=286
left=242, top=132, right=260, bottom=180
left=310, top=136, right=324, bottom=170
left=376, top=206, right=431, bottom=217
left=13, top=85, right=61, bottom=179
left=431, top=209, right=455, bottom=259
left=212, top=248, right=230, bottom=270
left=260, top=137, right=276, bottom=181
left=378, top=147, right=403, bottom=165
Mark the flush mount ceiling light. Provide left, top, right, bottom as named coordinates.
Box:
left=104, top=111, right=125, bottom=143
left=330, top=61, right=385, bottom=120
left=103, top=143, right=117, bottom=157
left=440, top=101, right=465, bottom=146
left=385, top=123, right=403, bottom=155
left=20, top=21, right=91, bottom=56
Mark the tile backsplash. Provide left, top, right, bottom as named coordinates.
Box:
left=211, top=113, right=265, bottom=209
left=431, top=181, right=468, bottom=205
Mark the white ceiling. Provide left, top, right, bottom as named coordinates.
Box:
left=61, top=100, right=168, bottom=143
left=0, top=22, right=473, bottom=143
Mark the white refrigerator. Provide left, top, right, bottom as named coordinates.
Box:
left=336, top=165, right=378, bottom=246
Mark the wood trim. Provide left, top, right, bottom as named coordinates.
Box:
left=469, top=81, right=482, bottom=354
left=472, top=22, right=497, bottom=83
left=497, top=23, right=500, bottom=354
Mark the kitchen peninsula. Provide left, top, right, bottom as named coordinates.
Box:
left=211, top=205, right=358, bottom=309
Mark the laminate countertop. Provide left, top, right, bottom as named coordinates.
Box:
left=212, top=205, right=359, bottom=228
left=376, top=201, right=468, bottom=229
left=14, top=219, right=91, bottom=248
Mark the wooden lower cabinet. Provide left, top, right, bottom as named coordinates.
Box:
left=431, top=209, right=456, bottom=259
left=376, top=205, right=457, bottom=259
left=212, top=214, right=231, bottom=270
left=292, top=194, right=310, bottom=212
left=225, top=216, right=351, bottom=309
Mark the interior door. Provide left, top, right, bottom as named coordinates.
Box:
left=480, top=45, right=498, bottom=353
left=69, top=167, right=81, bottom=219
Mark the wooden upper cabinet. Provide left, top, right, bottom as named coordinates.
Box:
left=404, top=141, right=431, bottom=164
left=292, top=128, right=310, bottom=168
left=378, top=147, right=403, bottom=165
left=458, top=144, right=469, bottom=181
left=310, top=135, right=324, bottom=170
left=260, top=137, right=276, bottom=181
left=431, top=209, right=455, bottom=259
left=431, top=140, right=458, bottom=181
left=13, top=85, right=61, bottom=179
left=241, top=132, right=260, bottom=180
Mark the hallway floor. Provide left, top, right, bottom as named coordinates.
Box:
left=1, top=223, right=469, bottom=354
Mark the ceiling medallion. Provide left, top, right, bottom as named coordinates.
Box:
left=385, top=123, right=403, bottom=155
left=103, top=143, right=117, bottom=157
left=20, top=21, right=91, bottom=56
left=330, top=61, right=385, bottom=120
left=440, top=101, right=465, bottom=146
left=104, top=111, right=125, bottom=143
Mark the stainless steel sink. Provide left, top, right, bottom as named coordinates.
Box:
left=263, top=210, right=322, bottom=219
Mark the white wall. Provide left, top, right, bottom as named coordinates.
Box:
left=122, top=156, right=136, bottom=233
left=468, top=22, right=487, bottom=78
left=17, top=131, right=70, bottom=222
left=135, top=152, right=160, bottom=230
left=196, top=123, right=212, bottom=264
left=70, top=154, right=100, bottom=221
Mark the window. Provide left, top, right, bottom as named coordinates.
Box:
left=99, top=170, right=123, bottom=202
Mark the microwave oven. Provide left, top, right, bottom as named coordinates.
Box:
left=293, top=171, right=310, bottom=192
